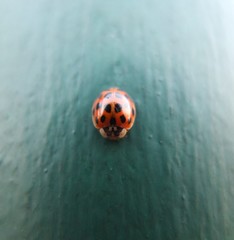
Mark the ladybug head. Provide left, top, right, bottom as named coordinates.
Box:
left=99, top=126, right=127, bottom=140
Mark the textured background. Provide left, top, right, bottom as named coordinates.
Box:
left=1, top=0, right=234, bottom=239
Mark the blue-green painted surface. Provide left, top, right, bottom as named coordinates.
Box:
left=1, top=0, right=234, bottom=239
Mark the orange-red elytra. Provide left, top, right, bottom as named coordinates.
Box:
left=92, top=87, right=136, bottom=140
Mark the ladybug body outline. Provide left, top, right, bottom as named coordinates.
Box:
left=92, top=88, right=136, bottom=140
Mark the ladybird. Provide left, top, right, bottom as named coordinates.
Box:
left=92, top=87, right=136, bottom=140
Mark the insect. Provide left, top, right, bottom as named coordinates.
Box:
left=92, top=87, right=136, bottom=140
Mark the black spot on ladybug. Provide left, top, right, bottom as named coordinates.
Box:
left=105, top=104, right=111, bottom=113
left=96, top=117, right=98, bottom=124
left=104, top=92, right=112, bottom=99
left=115, top=92, right=123, bottom=98
left=120, top=115, right=126, bottom=123
left=110, top=117, right=116, bottom=125
left=101, top=115, right=106, bottom=123
left=115, top=103, right=122, bottom=113
left=132, top=108, right=135, bottom=115
left=96, top=102, right=101, bottom=110
left=128, top=118, right=132, bottom=124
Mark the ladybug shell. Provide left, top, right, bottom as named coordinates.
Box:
left=92, top=88, right=136, bottom=140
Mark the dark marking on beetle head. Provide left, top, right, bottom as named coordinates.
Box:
left=117, top=126, right=122, bottom=131
left=114, top=131, right=120, bottom=136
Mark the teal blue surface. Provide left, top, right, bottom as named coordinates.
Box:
left=1, top=0, right=234, bottom=239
